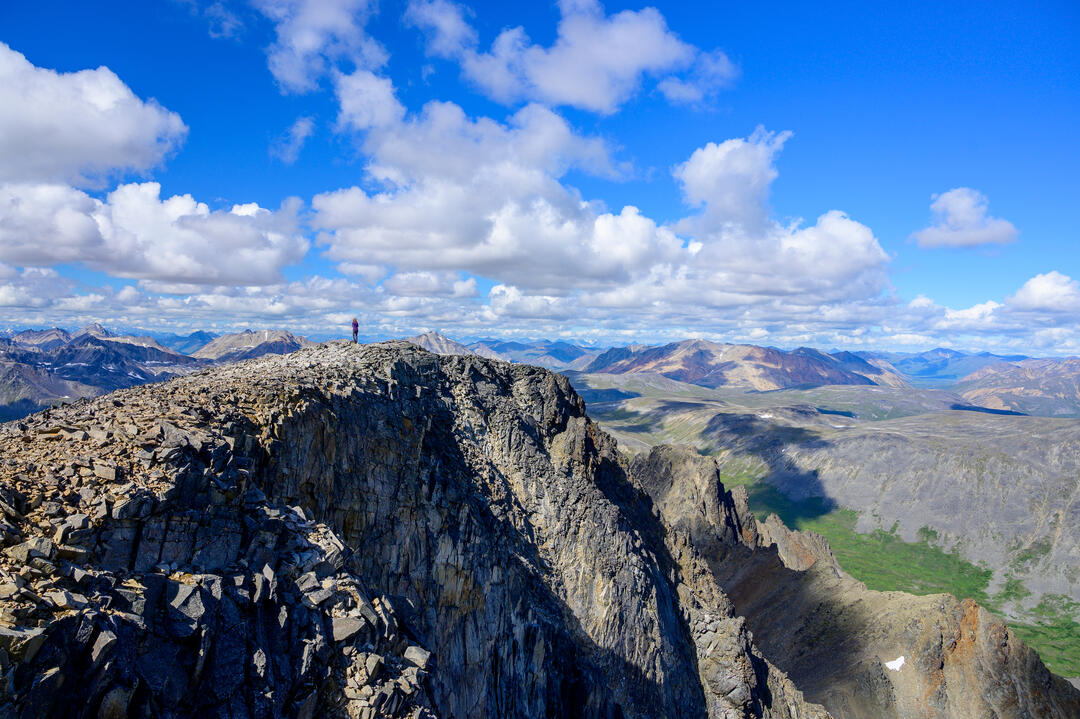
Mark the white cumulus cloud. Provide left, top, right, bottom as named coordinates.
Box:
left=674, top=127, right=792, bottom=232
left=313, top=93, right=677, bottom=293
left=382, top=271, right=478, bottom=298
left=935, top=300, right=1002, bottom=330
left=1008, top=271, right=1080, bottom=312
left=0, top=267, right=73, bottom=308
left=487, top=284, right=574, bottom=319
left=0, top=183, right=106, bottom=264
left=911, top=187, right=1018, bottom=248
left=0, top=182, right=308, bottom=285
left=315, top=74, right=890, bottom=330
left=407, top=0, right=735, bottom=114
left=657, top=49, right=739, bottom=105
left=271, top=116, right=316, bottom=164
left=404, top=0, right=477, bottom=58
left=253, top=0, right=386, bottom=93
left=334, top=70, right=406, bottom=132
left=0, top=42, right=187, bottom=187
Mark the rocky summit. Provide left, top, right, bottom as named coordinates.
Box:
left=0, top=342, right=1075, bottom=719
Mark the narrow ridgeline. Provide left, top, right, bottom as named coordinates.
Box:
left=0, top=341, right=1075, bottom=718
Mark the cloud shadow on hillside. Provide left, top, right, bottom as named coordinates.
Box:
left=700, top=411, right=836, bottom=525
left=949, top=403, right=1027, bottom=416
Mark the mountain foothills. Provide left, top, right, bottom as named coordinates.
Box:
left=0, top=342, right=1077, bottom=718
left=952, top=358, right=1080, bottom=417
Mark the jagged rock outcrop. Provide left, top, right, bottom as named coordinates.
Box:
left=0, top=388, right=437, bottom=716
left=0, top=342, right=827, bottom=718
left=629, top=445, right=1080, bottom=719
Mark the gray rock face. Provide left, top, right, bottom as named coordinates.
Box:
left=629, top=445, right=1080, bottom=719
left=0, top=341, right=825, bottom=718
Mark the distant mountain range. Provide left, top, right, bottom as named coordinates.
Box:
left=403, top=333, right=1080, bottom=417
left=5, top=326, right=1080, bottom=421
left=406, top=331, right=477, bottom=357
left=470, top=338, right=601, bottom=370
left=405, top=332, right=601, bottom=369
left=954, top=358, right=1080, bottom=416
left=0, top=325, right=313, bottom=420
left=583, top=339, right=908, bottom=390
left=854, top=347, right=1080, bottom=416
left=192, top=329, right=312, bottom=363
left=153, top=329, right=218, bottom=354
left=858, top=347, right=1030, bottom=386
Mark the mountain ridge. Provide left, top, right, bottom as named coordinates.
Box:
left=584, top=339, right=908, bottom=390
left=954, top=357, right=1080, bottom=416
left=0, top=342, right=1076, bottom=717
left=0, top=341, right=829, bottom=718
left=0, top=326, right=315, bottom=420
left=8, top=324, right=1080, bottom=425
left=404, top=331, right=478, bottom=357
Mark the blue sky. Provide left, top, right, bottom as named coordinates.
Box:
left=0, top=0, right=1078, bottom=351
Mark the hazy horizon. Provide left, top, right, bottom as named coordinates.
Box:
left=0, top=320, right=1063, bottom=359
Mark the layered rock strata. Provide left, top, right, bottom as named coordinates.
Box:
left=0, top=342, right=824, bottom=718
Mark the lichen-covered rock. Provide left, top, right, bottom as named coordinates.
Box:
left=0, top=341, right=825, bottom=718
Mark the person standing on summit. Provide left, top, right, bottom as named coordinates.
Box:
left=351, top=317, right=359, bottom=343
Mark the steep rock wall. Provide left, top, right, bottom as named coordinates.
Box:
left=629, top=445, right=1080, bottom=719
